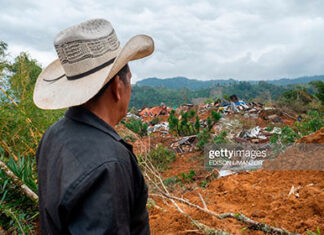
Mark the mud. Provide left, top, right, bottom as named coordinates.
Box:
left=148, top=129, right=324, bottom=234
left=149, top=170, right=324, bottom=234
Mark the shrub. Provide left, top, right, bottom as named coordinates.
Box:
left=124, top=134, right=136, bottom=143
left=207, top=110, right=222, bottom=131
left=197, top=128, right=210, bottom=150
left=212, top=130, right=227, bottom=144
left=276, top=87, right=315, bottom=113
left=147, top=144, right=176, bottom=172
left=168, top=110, right=179, bottom=133
left=168, top=110, right=200, bottom=136
left=124, top=118, right=148, bottom=136
left=310, top=81, right=324, bottom=104
left=194, top=115, right=200, bottom=132
left=168, top=109, right=222, bottom=138
left=197, top=112, right=223, bottom=150
left=270, top=126, right=300, bottom=144
left=294, top=110, right=324, bottom=136
left=163, top=176, right=179, bottom=187
left=0, top=151, right=38, bottom=234
left=179, top=170, right=196, bottom=183
left=204, top=98, right=214, bottom=104
left=199, top=180, right=208, bottom=188
left=0, top=51, right=63, bottom=233
left=265, top=126, right=273, bottom=131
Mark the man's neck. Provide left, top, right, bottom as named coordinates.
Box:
left=82, top=102, right=120, bottom=130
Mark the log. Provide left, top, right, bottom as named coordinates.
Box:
left=153, top=193, right=298, bottom=235
left=0, top=160, right=38, bottom=202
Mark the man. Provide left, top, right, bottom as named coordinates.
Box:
left=34, top=19, right=154, bottom=234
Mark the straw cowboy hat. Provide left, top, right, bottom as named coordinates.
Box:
left=33, top=18, right=154, bottom=110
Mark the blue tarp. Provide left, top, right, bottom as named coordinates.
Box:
left=235, top=101, right=246, bottom=105
left=221, top=101, right=246, bottom=107
left=221, top=102, right=230, bottom=107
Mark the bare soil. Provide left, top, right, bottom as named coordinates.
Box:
left=148, top=129, right=324, bottom=234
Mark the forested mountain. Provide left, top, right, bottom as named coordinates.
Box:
left=136, top=77, right=237, bottom=90
left=129, top=81, right=301, bottom=108
left=136, top=75, right=324, bottom=90
left=266, top=75, right=324, bottom=86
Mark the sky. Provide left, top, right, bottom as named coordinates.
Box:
left=1, top=0, right=324, bottom=83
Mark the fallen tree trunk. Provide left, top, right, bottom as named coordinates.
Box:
left=143, top=161, right=231, bottom=234
left=152, top=192, right=298, bottom=235
left=141, top=151, right=298, bottom=235
left=0, top=160, right=38, bottom=203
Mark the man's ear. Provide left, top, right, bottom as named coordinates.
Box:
left=110, top=75, right=121, bottom=101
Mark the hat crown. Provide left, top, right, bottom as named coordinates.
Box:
left=53, top=19, right=121, bottom=77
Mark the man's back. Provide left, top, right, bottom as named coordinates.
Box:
left=37, top=106, right=150, bottom=234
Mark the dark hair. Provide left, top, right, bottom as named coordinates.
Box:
left=90, top=64, right=130, bottom=102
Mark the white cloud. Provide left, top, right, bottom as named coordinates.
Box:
left=7, top=44, right=56, bottom=68
left=1, top=0, right=324, bottom=83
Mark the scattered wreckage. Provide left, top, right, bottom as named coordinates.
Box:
left=124, top=94, right=297, bottom=158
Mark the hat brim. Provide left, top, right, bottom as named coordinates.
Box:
left=33, top=34, right=154, bottom=110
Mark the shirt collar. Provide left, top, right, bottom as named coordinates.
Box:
left=65, top=106, right=122, bottom=141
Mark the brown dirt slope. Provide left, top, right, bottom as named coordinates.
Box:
left=149, top=129, right=324, bottom=234
left=297, top=127, right=324, bottom=144
left=149, top=170, right=324, bottom=234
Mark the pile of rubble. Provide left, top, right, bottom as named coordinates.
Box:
left=139, top=103, right=172, bottom=117
left=234, top=126, right=281, bottom=144
left=147, top=122, right=169, bottom=134
left=122, top=94, right=298, bottom=149
left=170, top=135, right=198, bottom=153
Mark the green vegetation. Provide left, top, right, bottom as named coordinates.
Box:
left=130, top=78, right=324, bottom=109
left=163, top=170, right=196, bottom=187
left=130, top=85, right=196, bottom=108
left=168, top=110, right=200, bottom=136
left=197, top=128, right=210, bottom=150
left=276, top=86, right=315, bottom=113
left=137, top=76, right=324, bottom=90
left=270, top=126, right=301, bottom=144
left=146, top=198, right=156, bottom=209
left=199, top=180, right=209, bottom=188
left=178, top=170, right=196, bottom=184
left=197, top=130, right=227, bottom=150
left=124, top=134, right=136, bottom=143
left=0, top=51, right=64, bottom=157
left=0, top=41, right=8, bottom=76
left=130, top=81, right=297, bottom=108
left=306, top=226, right=321, bottom=235
left=204, top=98, right=214, bottom=104
left=207, top=111, right=222, bottom=131
left=310, top=80, right=324, bottom=104
left=294, top=111, right=324, bottom=136
left=163, top=176, right=180, bottom=187
left=0, top=43, right=65, bottom=233
left=270, top=111, right=324, bottom=144
left=124, top=117, right=148, bottom=136
left=168, top=110, right=221, bottom=138
left=212, top=130, right=227, bottom=144
left=0, top=40, right=323, bottom=233
left=168, top=109, right=222, bottom=152
left=265, top=126, right=273, bottom=132
left=146, top=144, right=176, bottom=172
left=0, top=150, right=38, bottom=234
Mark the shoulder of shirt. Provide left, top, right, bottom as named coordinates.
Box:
left=40, top=116, right=133, bottom=172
